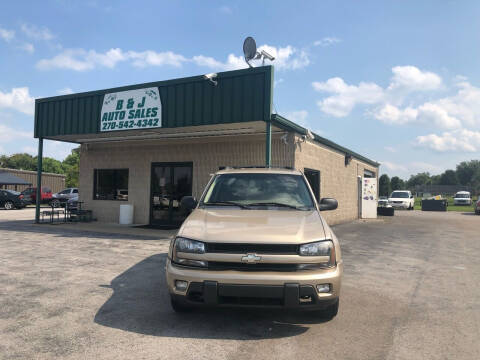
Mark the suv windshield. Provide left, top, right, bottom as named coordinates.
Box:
left=455, top=194, right=470, bottom=198
left=390, top=191, right=409, bottom=198
left=202, top=173, right=314, bottom=210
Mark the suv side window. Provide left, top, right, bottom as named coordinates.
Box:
left=72, top=189, right=78, bottom=194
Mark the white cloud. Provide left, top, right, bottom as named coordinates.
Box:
left=314, top=37, right=341, bottom=47
left=36, top=48, right=131, bottom=71
left=43, top=140, right=77, bottom=160
left=416, top=103, right=461, bottom=129
left=22, top=146, right=37, bottom=155
left=37, top=44, right=310, bottom=72
left=415, top=129, right=480, bottom=152
left=127, top=50, right=187, bottom=68
left=384, top=146, right=396, bottom=153
left=373, top=104, right=417, bottom=125
left=373, top=102, right=461, bottom=129
left=285, top=110, right=308, bottom=127
left=381, top=161, right=408, bottom=173
left=0, top=87, right=35, bottom=115
left=0, top=124, right=32, bottom=142
left=388, top=65, right=442, bottom=91
left=313, top=77, right=384, bottom=117
left=313, top=66, right=443, bottom=118
left=0, top=26, right=14, bottom=42
left=381, top=160, right=443, bottom=177
left=18, top=42, right=34, bottom=53
left=193, top=45, right=309, bottom=71
left=21, top=23, right=54, bottom=41
left=57, top=87, right=74, bottom=95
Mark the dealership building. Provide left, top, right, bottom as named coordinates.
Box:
left=34, top=66, right=379, bottom=226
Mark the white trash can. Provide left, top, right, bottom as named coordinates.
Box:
left=119, top=204, right=134, bottom=225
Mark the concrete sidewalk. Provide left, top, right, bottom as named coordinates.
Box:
left=0, top=208, right=177, bottom=240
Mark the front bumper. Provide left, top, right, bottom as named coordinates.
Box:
left=390, top=202, right=409, bottom=209
left=166, top=259, right=342, bottom=309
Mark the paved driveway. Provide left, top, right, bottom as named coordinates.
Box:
left=1, top=210, right=479, bottom=359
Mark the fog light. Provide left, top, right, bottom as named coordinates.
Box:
left=316, top=284, right=330, bottom=293
left=175, top=280, right=188, bottom=291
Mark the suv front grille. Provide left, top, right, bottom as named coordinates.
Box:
left=206, top=243, right=298, bottom=255
left=207, top=261, right=323, bottom=272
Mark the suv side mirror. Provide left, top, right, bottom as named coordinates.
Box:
left=180, top=196, right=198, bottom=211
left=319, top=198, right=338, bottom=211
left=410, top=195, right=414, bottom=199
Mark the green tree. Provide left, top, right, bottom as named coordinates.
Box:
left=406, top=172, right=431, bottom=190
left=439, top=169, right=457, bottom=185
left=390, top=176, right=405, bottom=191
left=40, top=157, right=64, bottom=174
left=430, top=174, right=441, bottom=185
left=62, top=148, right=80, bottom=187
left=379, top=174, right=392, bottom=196
left=456, top=160, right=480, bottom=186
left=1, top=153, right=36, bottom=170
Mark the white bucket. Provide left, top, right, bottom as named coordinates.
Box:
left=119, top=204, right=134, bottom=225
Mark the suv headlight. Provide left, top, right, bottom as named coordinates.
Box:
left=175, top=237, right=205, bottom=253
left=173, top=237, right=207, bottom=267
left=299, top=240, right=335, bottom=267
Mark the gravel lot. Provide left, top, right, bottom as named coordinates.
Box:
left=1, top=209, right=479, bottom=360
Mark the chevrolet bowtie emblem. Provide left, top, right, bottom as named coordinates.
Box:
left=241, top=253, right=262, bottom=264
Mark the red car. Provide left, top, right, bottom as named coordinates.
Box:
left=21, top=187, right=53, bottom=204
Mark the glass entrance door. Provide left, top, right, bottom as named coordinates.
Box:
left=150, top=162, right=193, bottom=227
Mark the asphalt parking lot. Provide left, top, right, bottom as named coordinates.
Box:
left=1, top=209, right=479, bottom=360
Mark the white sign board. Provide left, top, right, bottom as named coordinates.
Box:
left=100, top=87, right=162, bottom=132
left=361, top=177, right=377, bottom=219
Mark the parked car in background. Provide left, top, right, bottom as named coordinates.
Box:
left=388, top=190, right=415, bottom=210
left=21, top=186, right=52, bottom=204
left=475, top=197, right=480, bottom=214
left=0, top=189, right=28, bottom=210
left=66, top=194, right=79, bottom=211
left=51, top=188, right=78, bottom=207
left=378, top=196, right=389, bottom=207
left=453, top=191, right=472, bottom=206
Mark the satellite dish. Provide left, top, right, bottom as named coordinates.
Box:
left=243, top=37, right=257, bottom=67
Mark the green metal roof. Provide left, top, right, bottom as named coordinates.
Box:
left=271, top=114, right=379, bottom=167
left=34, top=66, right=273, bottom=138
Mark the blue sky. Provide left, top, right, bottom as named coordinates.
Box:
left=1, top=0, right=480, bottom=179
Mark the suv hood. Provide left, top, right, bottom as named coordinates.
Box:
left=178, top=208, right=327, bottom=244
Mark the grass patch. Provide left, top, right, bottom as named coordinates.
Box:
left=414, top=197, right=476, bottom=212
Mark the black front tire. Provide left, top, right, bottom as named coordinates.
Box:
left=4, top=201, right=14, bottom=210
left=170, top=297, right=191, bottom=313
left=322, top=298, right=339, bottom=320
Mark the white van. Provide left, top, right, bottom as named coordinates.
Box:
left=453, top=191, right=472, bottom=206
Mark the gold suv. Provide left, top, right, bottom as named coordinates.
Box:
left=166, top=168, right=342, bottom=318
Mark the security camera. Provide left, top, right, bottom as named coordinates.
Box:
left=306, top=129, right=314, bottom=140
left=260, top=50, right=275, bottom=61
left=203, top=73, right=218, bottom=86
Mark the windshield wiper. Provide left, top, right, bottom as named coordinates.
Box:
left=203, top=201, right=249, bottom=209
left=244, top=202, right=307, bottom=210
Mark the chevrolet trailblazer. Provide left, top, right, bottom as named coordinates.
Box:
left=166, top=167, right=342, bottom=319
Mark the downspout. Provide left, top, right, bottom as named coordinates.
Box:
left=35, top=138, right=43, bottom=223
left=265, top=119, right=272, bottom=167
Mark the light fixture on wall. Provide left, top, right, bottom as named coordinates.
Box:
left=345, top=154, right=352, bottom=166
